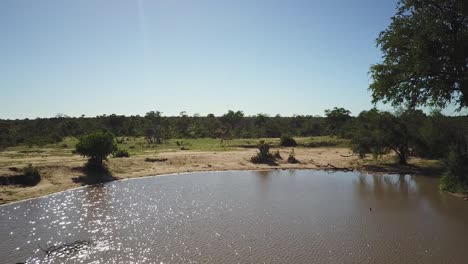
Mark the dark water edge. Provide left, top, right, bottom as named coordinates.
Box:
left=1, top=170, right=467, bottom=264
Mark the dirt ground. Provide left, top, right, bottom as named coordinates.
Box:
left=0, top=147, right=444, bottom=204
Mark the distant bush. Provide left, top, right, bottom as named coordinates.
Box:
left=22, top=164, right=41, bottom=185
left=273, top=150, right=282, bottom=159
left=251, top=141, right=275, bottom=164
left=113, top=148, right=130, bottom=158
left=287, top=149, right=299, bottom=164
left=304, top=140, right=342, bottom=148
left=0, top=164, right=41, bottom=186
left=280, top=135, right=297, bottom=147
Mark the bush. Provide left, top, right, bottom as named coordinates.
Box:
left=251, top=141, right=275, bottom=164
left=22, top=164, right=41, bottom=185
left=440, top=142, right=468, bottom=193
left=273, top=150, right=282, bottom=159
left=280, top=135, right=297, bottom=147
left=75, top=131, right=117, bottom=165
left=113, top=148, right=130, bottom=158
left=440, top=173, right=465, bottom=193
left=287, top=149, right=299, bottom=163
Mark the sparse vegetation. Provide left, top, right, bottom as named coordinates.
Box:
left=22, top=164, right=41, bottom=185
left=112, top=148, right=130, bottom=158
left=250, top=141, right=275, bottom=164
left=273, top=150, right=282, bottom=159
left=287, top=149, right=299, bottom=164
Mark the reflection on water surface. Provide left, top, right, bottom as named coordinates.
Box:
left=1, top=170, right=467, bottom=263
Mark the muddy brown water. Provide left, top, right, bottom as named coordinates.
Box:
left=1, top=170, right=467, bottom=263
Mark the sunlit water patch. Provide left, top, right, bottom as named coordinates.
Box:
left=1, top=170, right=468, bottom=263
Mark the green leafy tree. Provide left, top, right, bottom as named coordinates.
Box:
left=351, top=109, right=424, bottom=165
left=370, top=0, right=468, bottom=188
left=75, top=131, right=117, bottom=165
left=221, top=110, right=244, bottom=137
left=145, top=111, right=164, bottom=143
left=324, top=107, right=352, bottom=136
left=370, top=0, right=468, bottom=109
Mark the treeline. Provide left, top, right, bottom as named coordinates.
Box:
left=0, top=110, right=329, bottom=148
left=350, top=109, right=468, bottom=163
left=1, top=108, right=467, bottom=153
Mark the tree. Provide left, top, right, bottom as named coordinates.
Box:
left=108, top=114, right=125, bottom=134
left=370, top=0, right=468, bottom=187
left=324, top=107, right=351, bottom=136
left=220, top=110, right=244, bottom=137
left=370, top=0, right=468, bottom=109
left=145, top=111, right=164, bottom=144
left=176, top=111, right=194, bottom=138
left=351, top=109, right=425, bottom=165
left=75, top=131, right=116, bottom=165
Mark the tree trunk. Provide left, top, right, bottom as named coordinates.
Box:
left=398, top=149, right=408, bottom=165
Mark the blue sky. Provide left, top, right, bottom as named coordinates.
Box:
left=0, top=0, right=400, bottom=119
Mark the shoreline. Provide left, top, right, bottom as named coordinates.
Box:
left=0, top=168, right=365, bottom=208
left=0, top=147, right=451, bottom=205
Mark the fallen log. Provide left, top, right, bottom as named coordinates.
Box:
left=145, top=158, right=168, bottom=162
left=313, top=162, right=354, bottom=172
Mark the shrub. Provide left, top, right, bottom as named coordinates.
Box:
left=440, top=173, right=465, bottom=193
left=75, top=131, right=117, bottom=165
left=113, top=148, right=130, bottom=158
left=280, top=135, right=297, bottom=147
left=287, top=149, right=299, bottom=163
left=251, top=140, right=275, bottom=164
left=440, top=143, right=468, bottom=193
left=22, top=164, right=41, bottom=185
left=273, top=150, right=282, bottom=159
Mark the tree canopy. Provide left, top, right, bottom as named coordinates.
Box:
left=75, top=131, right=117, bottom=165
left=370, top=0, right=468, bottom=109
left=350, top=109, right=425, bottom=165
left=324, top=107, right=352, bottom=136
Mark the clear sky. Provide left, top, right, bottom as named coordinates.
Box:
left=0, top=0, right=400, bottom=119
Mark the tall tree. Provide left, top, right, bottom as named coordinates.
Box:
left=145, top=111, right=164, bottom=143
left=370, top=0, right=468, bottom=188
left=370, top=0, right=468, bottom=109
left=324, top=107, right=352, bottom=136
left=351, top=109, right=425, bottom=165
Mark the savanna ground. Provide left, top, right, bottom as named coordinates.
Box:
left=0, top=136, right=443, bottom=204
